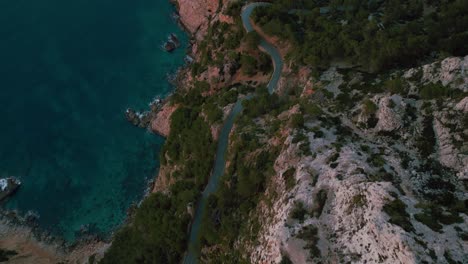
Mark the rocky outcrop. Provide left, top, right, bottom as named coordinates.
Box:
left=0, top=217, right=109, bottom=264
left=0, top=177, right=20, bottom=202
left=375, top=95, right=403, bottom=132
left=246, top=57, right=468, bottom=264
left=455, top=96, right=468, bottom=112
left=125, top=109, right=152, bottom=128
left=152, top=164, right=177, bottom=193
left=404, top=55, right=468, bottom=91
left=433, top=114, right=468, bottom=180
left=151, top=103, right=178, bottom=137
left=175, top=0, right=219, bottom=40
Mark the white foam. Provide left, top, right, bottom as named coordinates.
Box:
left=0, top=179, right=8, bottom=191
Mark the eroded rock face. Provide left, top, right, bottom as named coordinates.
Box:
left=175, top=0, right=219, bottom=39
left=375, top=95, right=403, bottom=132
left=455, top=96, right=468, bottom=112
left=150, top=103, right=178, bottom=137
left=246, top=58, right=467, bottom=264
left=404, top=55, right=468, bottom=91
left=433, top=112, right=468, bottom=180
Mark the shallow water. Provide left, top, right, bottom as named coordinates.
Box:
left=0, top=0, right=187, bottom=241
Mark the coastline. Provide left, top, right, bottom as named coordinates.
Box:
left=0, top=1, right=193, bottom=262
left=149, top=0, right=215, bottom=192
left=0, top=210, right=109, bottom=263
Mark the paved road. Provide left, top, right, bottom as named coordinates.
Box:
left=183, top=3, right=282, bottom=263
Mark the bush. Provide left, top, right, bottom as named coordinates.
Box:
left=311, top=189, right=328, bottom=217
left=162, top=107, right=215, bottom=186
left=101, top=181, right=198, bottom=264
left=296, top=225, right=321, bottom=258
left=251, top=0, right=467, bottom=72
left=385, top=78, right=406, bottom=94
left=415, top=212, right=442, bottom=232
left=419, top=82, right=450, bottom=100
left=383, top=198, right=414, bottom=232
left=283, top=168, right=296, bottom=190
left=240, top=54, right=257, bottom=76
left=204, top=102, right=223, bottom=123
left=301, top=102, right=322, bottom=118
left=290, top=113, right=304, bottom=128
left=280, top=255, right=293, bottom=264
left=362, top=98, right=378, bottom=115
left=290, top=201, right=308, bottom=222
left=244, top=31, right=261, bottom=50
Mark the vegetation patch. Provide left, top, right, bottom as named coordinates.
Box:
left=311, top=189, right=328, bottom=217
left=383, top=197, right=414, bottom=232
left=348, top=193, right=367, bottom=213
left=419, top=82, right=450, bottom=100
left=415, top=202, right=465, bottom=232
left=101, top=181, right=199, bottom=263
left=252, top=0, right=467, bottom=72
left=290, top=201, right=308, bottom=222
left=297, top=225, right=321, bottom=259
left=283, top=167, right=297, bottom=190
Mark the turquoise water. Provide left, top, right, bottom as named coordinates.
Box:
left=0, top=0, right=187, bottom=241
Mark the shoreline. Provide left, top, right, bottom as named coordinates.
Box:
left=0, top=210, right=109, bottom=263
left=0, top=1, right=193, bottom=262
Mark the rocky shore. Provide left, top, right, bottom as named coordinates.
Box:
left=0, top=177, right=20, bottom=202
left=0, top=210, right=109, bottom=263
left=0, top=1, right=197, bottom=262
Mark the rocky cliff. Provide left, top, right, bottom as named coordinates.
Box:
left=244, top=56, right=468, bottom=264
left=174, top=0, right=220, bottom=39
left=146, top=1, right=467, bottom=263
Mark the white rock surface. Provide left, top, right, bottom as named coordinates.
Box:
left=455, top=96, right=468, bottom=112
left=375, top=95, right=403, bottom=132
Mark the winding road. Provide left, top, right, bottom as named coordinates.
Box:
left=183, top=3, right=282, bottom=263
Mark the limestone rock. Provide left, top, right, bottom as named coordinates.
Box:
left=175, top=0, right=219, bottom=40
left=455, top=96, right=468, bottom=113
left=375, top=95, right=403, bottom=132
left=151, top=103, right=178, bottom=137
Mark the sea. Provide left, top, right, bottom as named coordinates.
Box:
left=0, top=0, right=187, bottom=241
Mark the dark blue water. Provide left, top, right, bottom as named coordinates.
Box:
left=0, top=0, right=187, bottom=241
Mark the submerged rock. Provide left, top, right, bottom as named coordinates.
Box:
left=125, top=108, right=151, bottom=128
left=164, top=41, right=176, bottom=52
left=0, top=177, right=21, bottom=202
left=164, top=34, right=181, bottom=52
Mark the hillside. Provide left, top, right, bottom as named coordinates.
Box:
left=100, top=1, right=467, bottom=263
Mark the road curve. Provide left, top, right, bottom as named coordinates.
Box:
left=184, top=3, right=282, bottom=263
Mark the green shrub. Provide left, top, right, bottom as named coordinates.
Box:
left=383, top=198, right=414, bottom=232
left=244, top=31, right=261, bottom=50
left=385, top=78, right=406, bottom=94
left=101, top=181, right=198, bottom=264
left=362, top=98, right=378, bottom=115
left=349, top=194, right=367, bottom=212
left=240, top=54, right=257, bottom=76
left=296, top=225, right=321, bottom=258
left=311, top=189, right=328, bottom=217
left=301, top=103, right=322, bottom=118
left=290, top=201, right=308, bottom=222
left=204, top=102, right=223, bottom=123
left=419, top=82, right=450, bottom=100
left=415, top=212, right=442, bottom=232
left=291, top=113, right=305, bottom=128
left=283, top=168, right=296, bottom=190
left=280, top=255, right=293, bottom=264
